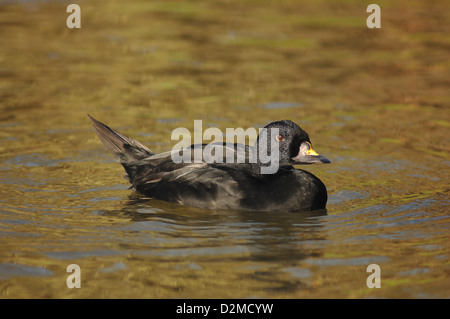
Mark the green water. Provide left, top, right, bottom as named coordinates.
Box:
left=0, top=0, right=449, bottom=298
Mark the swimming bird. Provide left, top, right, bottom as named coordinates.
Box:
left=88, top=115, right=330, bottom=212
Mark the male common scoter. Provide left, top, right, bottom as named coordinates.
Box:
left=89, top=115, right=330, bottom=212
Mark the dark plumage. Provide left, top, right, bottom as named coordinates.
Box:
left=89, top=115, right=330, bottom=212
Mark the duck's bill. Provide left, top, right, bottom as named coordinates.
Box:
left=291, top=141, right=331, bottom=164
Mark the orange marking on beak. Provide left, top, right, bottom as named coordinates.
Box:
left=305, top=142, right=319, bottom=156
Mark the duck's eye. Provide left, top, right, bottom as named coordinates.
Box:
left=276, top=135, right=284, bottom=141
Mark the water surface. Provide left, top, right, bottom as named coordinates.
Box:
left=0, top=0, right=449, bottom=298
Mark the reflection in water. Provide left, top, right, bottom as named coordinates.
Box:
left=102, top=198, right=327, bottom=262
left=97, top=198, right=328, bottom=294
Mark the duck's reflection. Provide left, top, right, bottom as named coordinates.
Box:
left=102, top=196, right=327, bottom=264
left=230, top=208, right=327, bottom=262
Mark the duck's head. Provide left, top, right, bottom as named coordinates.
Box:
left=256, top=120, right=330, bottom=170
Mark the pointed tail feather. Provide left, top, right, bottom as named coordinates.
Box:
left=88, top=114, right=153, bottom=163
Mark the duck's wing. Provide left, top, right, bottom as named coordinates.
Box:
left=131, top=160, right=245, bottom=209
left=89, top=116, right=253, bottom=202
left=122, top=143, right=252, bottom=185
left=116, top=143, right=249, bottom=208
